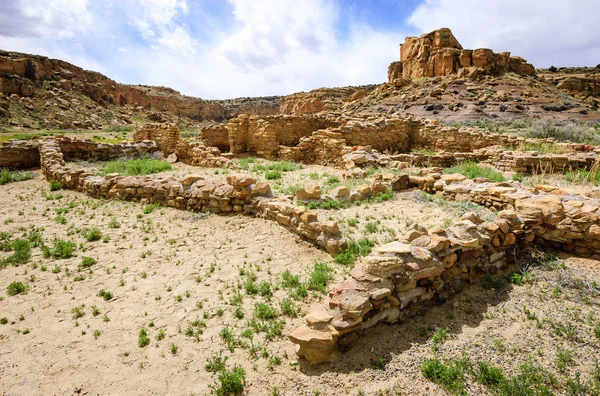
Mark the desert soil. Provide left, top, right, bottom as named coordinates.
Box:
left=1, top=170, right=600, bottom=395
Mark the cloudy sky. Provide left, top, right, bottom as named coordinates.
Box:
left=0, top=0, right=598, bottom=99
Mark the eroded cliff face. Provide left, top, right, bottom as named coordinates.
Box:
left=278, top=86, right=378, bottom=115
left=388, top=28, right=535, bottom=84
left=0, top=50, right=226, bottom=121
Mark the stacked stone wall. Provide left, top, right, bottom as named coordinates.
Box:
left=0, top=140, right=40, bottom=169
left=290, top=172, right=600, bottom=364
left=38, top=138, right=346, bottom=255
left=201, top=124, right=230, bottom=151
left=133, top=123, right=180, bottom=154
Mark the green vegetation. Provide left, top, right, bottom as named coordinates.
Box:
left=334, top=238, right=374, bottom=267
left=420, top=355, right=558, bottom=395
left=138, top=328, right=150, bottom=347
left=444, top=161, right=505, bottom=182
left=42, top=238, right=76, bottom=259
left=48, top=180, right=63, bottom=191
left=565, top=167, right=600, bottom=186
left=306, top=261, right=334, bottom=293
left=7, top=281, right=26, bottom=296
left=98, top=155, right=172, bottom=176
left=81, top=227, right=102, bottom=242
left=210, top=364, right=246, bottom=395
left=1, top=238, right=32, bottom=267
left=0, top=168, right=34, bottom=185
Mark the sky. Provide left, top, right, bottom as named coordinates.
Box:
left=0, top=0, right=598, bottom=99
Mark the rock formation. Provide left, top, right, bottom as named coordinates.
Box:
left=388, top=28, right=535, bottom=84
left=0, top=50, right=226, bottom=120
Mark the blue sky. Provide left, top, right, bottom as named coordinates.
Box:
left=1, top=0, right=599, bottom=99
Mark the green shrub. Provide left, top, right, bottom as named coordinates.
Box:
left=334, top=239, right=374, bottom=267
left=212, top=365, right=246, bottom=395
left=80, top=256, right=97, bottom=268
left=99, top=155, right=172, bottom=176
left=0, top=168, right=34, bottom=185
left=42, top=238, right=76, bottom=259
left=7, top=281, right=26, bottom=296
left=1, top=239, right=31, bottom=267
left=138, top=328, right=150, bottom=347
left=476, top=362, right=505, bottom=388
left=565, top=168, right=600, bottom=186
left=265, top=170, right=281, bottom=180
left=420, top=357, right=470, bottom=395
left=254, top=303, right=278, bottom=320
left=445, top=161, right=505, bottom=182
left=307, top=261, right=334, bottom=293
left=82, top=227, right=102, bottom=242
left=49, top=180, right=63, bottom=191
left=98, top=289, right=113, bottom=301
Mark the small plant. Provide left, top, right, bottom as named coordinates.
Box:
left=42, top=238, right=76, bottom=259
left=91, top=305, right=101, bottom=317
left=211, top=365, right=246, bottom=395
left=306, top=261, right=334, bottom=293
left=97, top=289, right=113, bottom=301
left=555, top=347, right=574, bottom=373
left=81, top=227, right=102, bottom=242
left=71, top=305, right=85, bottom=319
left=108, top=218, right=121, bottom=229
left=265, top=170, right=281, bottom=180
left=80, top=256, right=97, bottom=269
left=98, top=155, right=172, bottom=176
left=7, top=281, right=26, bottom=296
left=205, top=351, right=228, bottom=373
left=156, top=329, right=166, bottom=341
left=445, top=161, right=505, bottom=182
left=279, top=298, right=298, bottom=317
left=431, top=327, right=449, bottom=353
left=0, top=168, right=34, bottom=185
left=138, top=328, right=150, bottom=347
left=49, top=180, right=63, bottom=191
left=254, top=303, right=278, bottom=320
left=371, top=356, right=387, bottom=370
left=169, top=343, right=178, bottom=355
left=420, top=357, right=470, bottom=395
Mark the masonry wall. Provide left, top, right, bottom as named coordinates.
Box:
left=38, top=138, right=346, bottom=255
left=201, top=124, right=230, bottom=151
left=133, top=123, right=180, bottom=154
left=0, top=140, right=40, bottom=169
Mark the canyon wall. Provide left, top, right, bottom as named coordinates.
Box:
left=0, top=50, right=227, bottom=120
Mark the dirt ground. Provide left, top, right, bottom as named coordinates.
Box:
left=1, top=170, right=600, bottom=395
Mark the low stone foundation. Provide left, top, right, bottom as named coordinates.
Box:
left=38, top=138, right=346, bottom=255
left=0, top=140, right=40, bottom=169
left=290, top=171, right=600, bottom=364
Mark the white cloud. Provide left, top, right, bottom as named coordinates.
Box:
left=0, top=0, right=93, bottom=39
left=408, top=0, right=600, bottom=67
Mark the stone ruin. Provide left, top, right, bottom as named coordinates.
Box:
left=3, top=113, right=600, bottom=367
left=387, top=28, right=535, bottom=86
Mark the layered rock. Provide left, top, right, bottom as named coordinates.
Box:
left=279, top=87, right=372, bottom=115
left=389, top=28, right=535, bottom=82
left=0, top=50, right=226, bottom=120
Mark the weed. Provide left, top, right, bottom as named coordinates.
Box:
left=42, top=238, right=76, bottom=259
left=138, top=328, right=150, bottom=347
left=0, top=168, right=34, bottom=185
left=306, top=261, right=334, bottom=293
left=80, top=256, right=97, bottom=269
left=97, top=289, right=113, bottom=301
left=279, top=298, right=298, bottom=317
left=211, top=365, right=246, bottom=395
left=98, top=155, right=172, bottom=176
left=431, top=328, right=449, bottom=353
left=445, top=161, right=505, bottom=182
left=156, top=329, right=166, bottom=341
left=108, top=218, right=121, bottom=228
left=7, top=281, right=26, bottom=296
left=49, top=180, right=63, bottom=191
left=169, top=343, right=178, bottom=355
left=555, top=347, right=574, bottom=373
left=81, top=227, right=102, bottom=242
left=205, top=351, right=228, bottom=373
left=420, top=357, right=470, bottom=395
left=1, top=239, right=32, bottom=267
left=254, top=303, right=278, bottom=320
left=71, top=305, right=85, bottom=319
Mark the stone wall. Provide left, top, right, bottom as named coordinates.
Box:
left=133, top=123, right=180, bottom=154
left=290, top=172, right=600, bottom=364
left=226, top=114, right=337, bottom=158
left=175, top=140, right=232, bottom=168
left=0, top=140, right=40, bottom=169
left=38, top=138, right=346, bottom=255
left=201, top=124, right=230, bottom=151
left=57, top=136, right=158, bottom=161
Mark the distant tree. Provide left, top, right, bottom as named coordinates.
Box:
left=548, top=66, right=557, bottom=72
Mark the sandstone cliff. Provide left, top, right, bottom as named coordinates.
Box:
left=388, top=28, right=535, bottom=84
left=0, top=50, right=226, bottom=121
left=278, top=86, right=378, bottom=115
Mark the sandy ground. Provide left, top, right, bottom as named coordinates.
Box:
left=1, top=171, right=600, bottom=395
